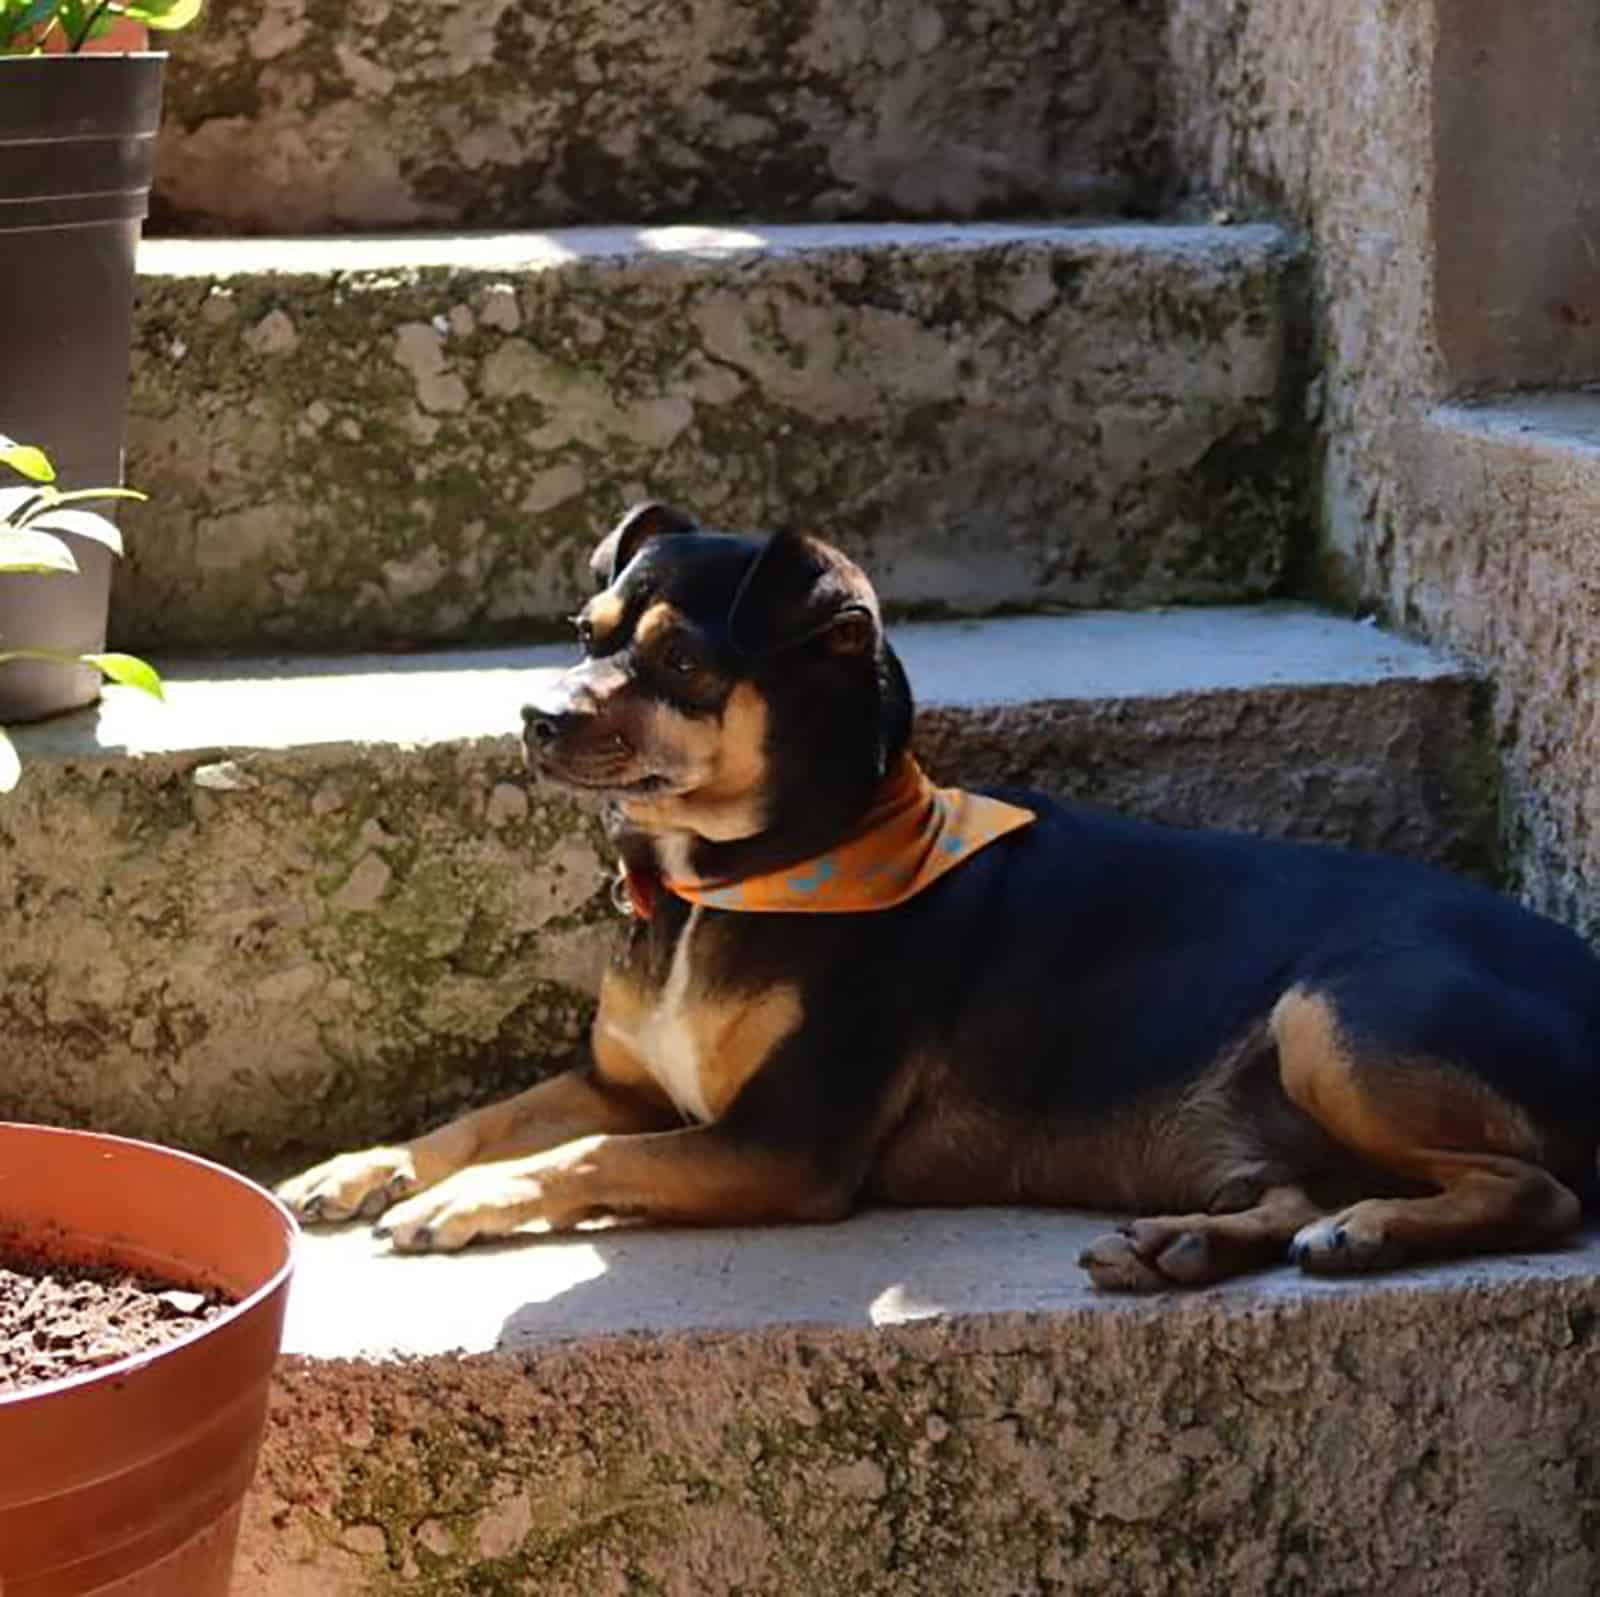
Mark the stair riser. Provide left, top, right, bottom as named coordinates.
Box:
left=154, top=0, right=1169, bottom=234
left=120, top=227, right=1303, bottom=653
left=238, top=1288, right=1600, bottom=1594
left=0, top=675, right=1489, bottom=1169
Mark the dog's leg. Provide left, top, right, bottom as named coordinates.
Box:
left=375, top=1122, right=850, bottom=1252
left=1288, top=1153, right=1579, bottom=1273
left=276, top=1069, right=676, bottom=1224
left=1079, top=1183, right=1326, bottom=1292
left=1274, top=986, right=1582, bottom=1274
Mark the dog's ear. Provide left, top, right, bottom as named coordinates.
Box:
left=590, top=502, right=698, bottom=588
left=726, top=531, right=880, bottom=659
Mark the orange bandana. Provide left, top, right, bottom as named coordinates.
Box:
left=645, top=755, right=1036, bottom=914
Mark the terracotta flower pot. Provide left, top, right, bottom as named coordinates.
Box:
left=0, top=1124, right=296, bottom=1596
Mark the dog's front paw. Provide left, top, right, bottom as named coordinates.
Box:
left=375, top=1166, right=546, bottom=1253
left=276, top=1146, right=422, bottom=1225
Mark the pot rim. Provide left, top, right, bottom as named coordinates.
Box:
left=0, top=51, right=169, bottom=61
left=0, top=1122, right=297, bottom=1410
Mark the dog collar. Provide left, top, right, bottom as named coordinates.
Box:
left=617, top=756, right=1035, bottom=918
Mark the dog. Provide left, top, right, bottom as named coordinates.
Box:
left=278, top=503, right=1600, bottom=1290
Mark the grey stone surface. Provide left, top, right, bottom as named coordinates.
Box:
left=282, top=1204, right=1600, bottom=1355
left=120, top=222, right=1305, bottom=651
left=0, top=609, right=1488, bottom=1167
left=1166, top=0, right=1600, bottom=938
left=1403, top=399, right=1600, bottom=935
left=1433, top=0, right=1600, bottom=389
left=150, top=0, right=1169, bottom=234
left=240, top=1219, right=1600, bottom=1593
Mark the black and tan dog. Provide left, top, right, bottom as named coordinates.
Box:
left=279, top=505, right=1600, bottom=1290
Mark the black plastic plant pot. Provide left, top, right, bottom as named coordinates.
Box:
left=0, top=54, right=165, bottom=722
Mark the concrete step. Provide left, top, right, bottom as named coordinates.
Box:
left=0, top=607, right=1486, bottom=1170
left=120, top=221, right=1306, bottom=654
left=152, top=0, right=1170, bottom=235
left=237, top=1210, right=1600, bottom=1594
left=1407, top=394, right=1600, bottom=932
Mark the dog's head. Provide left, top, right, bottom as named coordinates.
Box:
left=522, top=503, right=912, bottom=849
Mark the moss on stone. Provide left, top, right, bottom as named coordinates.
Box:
left=247, top=1279, right=1600, bottom=1592
left=153, top=0, right=1171, bottom=234
left=124, top=228, right=1301, bottom=652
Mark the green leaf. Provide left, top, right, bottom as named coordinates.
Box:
left=0, top=0, right=58, bottom=51
left=83, top=652, right=164, bottom=699
left=24, top=507, right=125, bottom=556
left=54, top=0, right=94, bottom=42
left=0, top=486, right=44, bottom=525
left=0, top=529, right=78, bottom=574
left=0, top=728, right=18, bottom=795
left=0, top=648, right=163, bottom=701
left=0, top=438, right=56, bottom=484
left=2, top=485, right=143, bottom=530
left=124, top=0, right=202, bottom=27
left=43, top=486, right=146, bottom=509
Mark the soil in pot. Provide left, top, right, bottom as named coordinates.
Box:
left=0, top=1247, right=232, bottom=1393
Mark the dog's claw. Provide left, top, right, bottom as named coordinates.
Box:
left=1290, top=1212, right=1397, bottom=1274
left=1078, top=1233, right=1172, bottom=1293
left=1152, top=1230, right=1213, bottom=1285
left=357, top=1174, right=413, bottom=1221
left=275, top=1148, right=420, bottom=1228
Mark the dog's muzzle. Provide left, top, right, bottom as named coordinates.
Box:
left=521, top=698, right=584, bottom=775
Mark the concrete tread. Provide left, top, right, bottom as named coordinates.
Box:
left=1433, top=391, right=1600, bottom=457
left=138, top=220, right=1291, bottom=279
left=282, top=1205, right=1600, bottom=1360
left=14, top=605, right=1465, bottom=763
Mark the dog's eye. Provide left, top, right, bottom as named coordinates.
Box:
left=575, top=617, right=594, bottom=651
left=662, top=642, right=698, bottom=676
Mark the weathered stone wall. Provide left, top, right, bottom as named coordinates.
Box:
left=1168, top=0, right=1600, bottom=934
left=239, top=1282, right=1600, bottom=1594
left=121, top=226, right=1303, bottom=652
left=0, top=740, right=613, bottom=1170
left=150, top=0, right=1170, bottom=234
left=1432, top=0, right=1600, bottom=391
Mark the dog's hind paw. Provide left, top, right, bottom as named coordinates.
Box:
left=1078, top=1229, right=1187, bottom=1292
left=1288, top=1210, right=1403, bottom=1275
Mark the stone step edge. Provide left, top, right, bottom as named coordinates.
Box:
left=238, top=1222, right=1600, bottom=1595
left=1430, top=391, right=1600, bottom=458
left=137, top=219, right=1294, bottom=280
left=122, top=217, right=1306, bottom=654
left=11, top=606, right=1467, bottom=767
left=281, top=1205, right=1600, bottom=1361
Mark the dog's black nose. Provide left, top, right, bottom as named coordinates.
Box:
left=521, top=703, right=566, bottom=747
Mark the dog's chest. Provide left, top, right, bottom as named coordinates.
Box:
left=595, top=908, right=802, bottom=1123
left=625, top=906, right=713, bottom=1121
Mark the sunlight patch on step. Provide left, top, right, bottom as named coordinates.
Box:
left=282, top=1225, right=609, bottom=1359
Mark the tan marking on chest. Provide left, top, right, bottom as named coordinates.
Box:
left=593, top=910, right=802, bottom=1122
left=592, top=967, right=673, bottom=1105
left=682, top=981, right=804, bottom=1121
